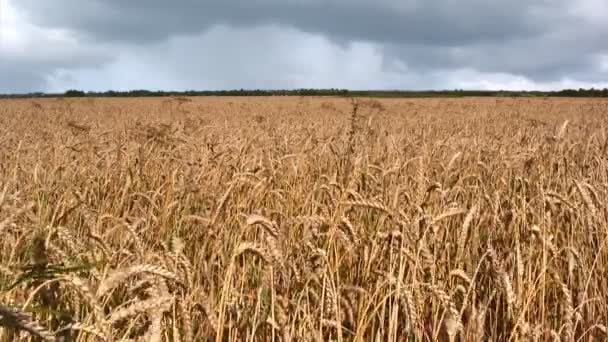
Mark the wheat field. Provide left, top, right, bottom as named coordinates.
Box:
left=1, top=96, right=608, bottom=341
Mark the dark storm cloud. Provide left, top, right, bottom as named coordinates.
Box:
left=16, top=0, right=559, bottom=45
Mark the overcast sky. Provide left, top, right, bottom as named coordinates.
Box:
left=1, top=0, right=607, bottom=93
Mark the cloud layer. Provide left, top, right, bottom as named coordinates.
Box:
left=1, top=0, right=607, bottom=93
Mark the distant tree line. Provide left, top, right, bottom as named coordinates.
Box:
left=2, top=88, right=608, bottom=99
left=41, top=88, right=352, bottom=98
left=551, top=88, right=608, bottom=97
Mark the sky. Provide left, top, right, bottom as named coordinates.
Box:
left=1, top=0, right=607, bottom=93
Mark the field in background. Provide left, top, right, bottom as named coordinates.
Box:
left=1, top=96, right=608, bottom=341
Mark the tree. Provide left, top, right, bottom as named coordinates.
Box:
left=64, top=89, right=86, bottom=97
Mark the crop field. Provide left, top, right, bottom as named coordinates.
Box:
left=1, top=96, right=608, bottom=341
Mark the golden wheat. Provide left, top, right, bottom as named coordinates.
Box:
left=1, top=96, right=608, bottom=340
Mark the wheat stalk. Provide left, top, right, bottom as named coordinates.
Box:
left=97, top=264, right=182, bottom=297
left=57, top=322, right=108, bottom=341
left=107, top=296, right=172, bottom=324
left=0, top=304, right=55, bottom=341
left=486, top=247, right=516, bottom=317
left=456, top=204, right=478, bottom=265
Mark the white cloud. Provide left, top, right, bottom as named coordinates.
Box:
left=571, top=0, right=608, bottom=25
left=443, top=69, right=608, bottom=91
left=1, top=1, right=99, bottom=63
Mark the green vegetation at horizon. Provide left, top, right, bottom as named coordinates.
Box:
left=2, top=87, right=608, bottom=99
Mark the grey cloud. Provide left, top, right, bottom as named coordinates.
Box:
left=1, top=46, right=115, bottom=93
left=0, top=45, right=115, bottom=94
left=0, top=64, right=47, bottom=93
left=16, top=0, right=563, bottom=45
left=4, top=0, right=608, bottom=92
left=383, top=29, right=608, bottom=82
left=46, top=25, right=409, bottom=91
